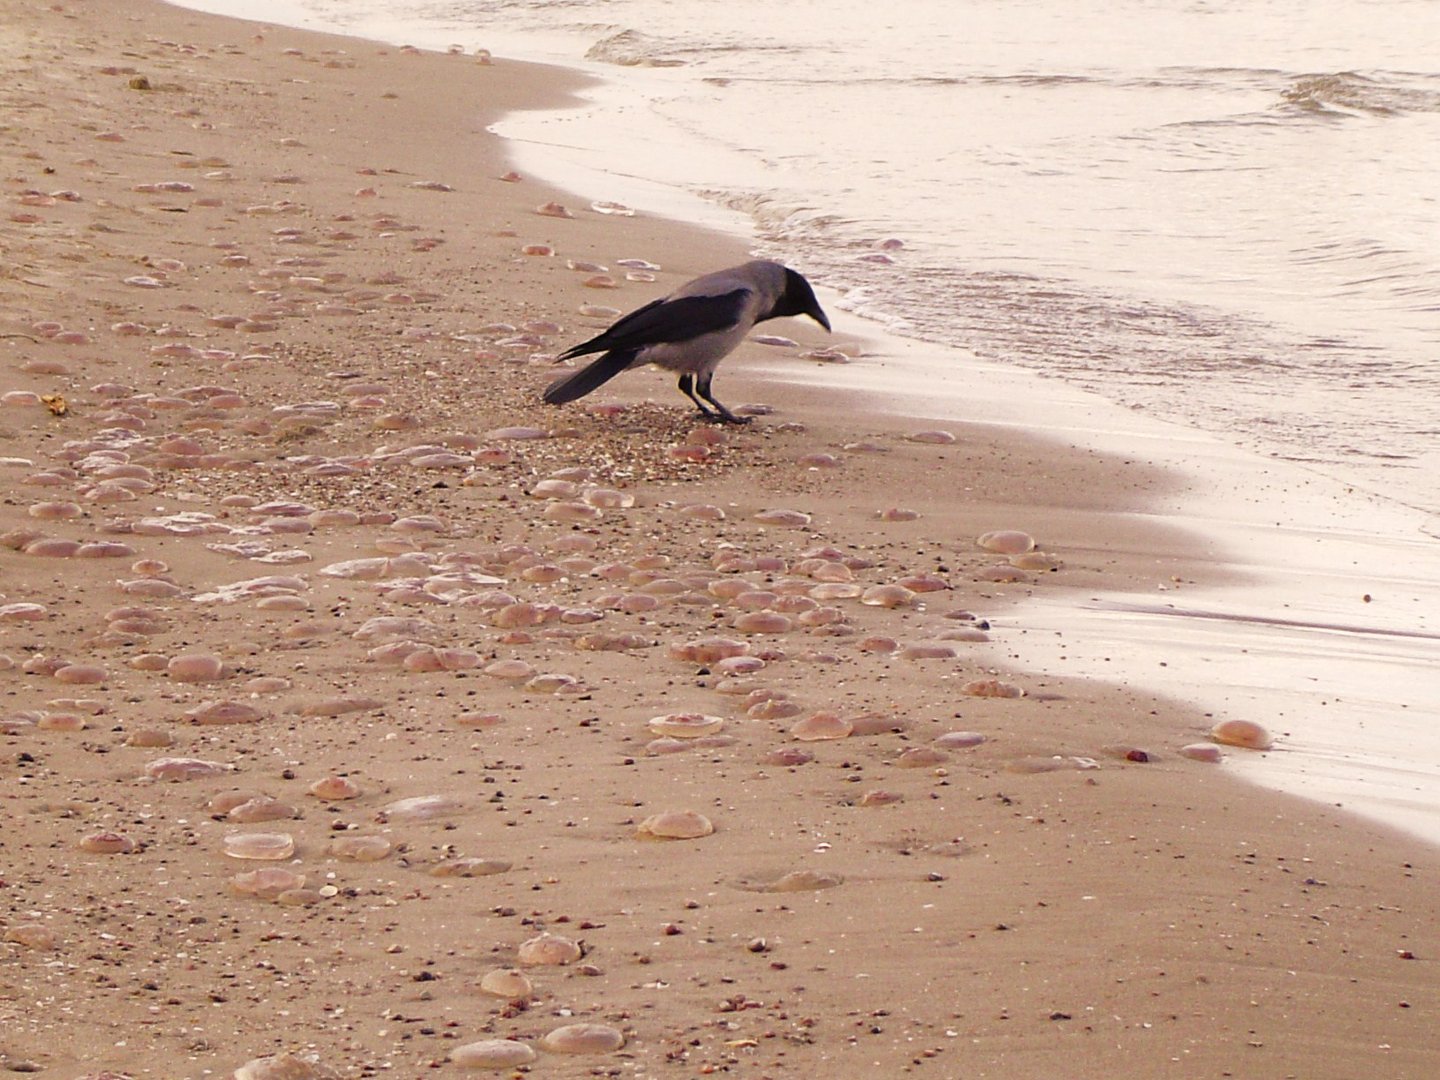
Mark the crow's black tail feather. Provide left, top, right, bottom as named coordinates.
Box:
left=543, top=350, right=636, bottom=405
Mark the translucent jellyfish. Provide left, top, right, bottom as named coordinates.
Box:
left=233, top=1053, right=341, bottom=1080
left=526, top=672, right=581, bottom=693
left=79, top=831, right=140, bottom=854
left=185, top=701, right=264, bottom=725
left=223, top=832, right=296, bottom=860
left=1209, top=719, right=1273, bottom=750
left=748, top=698, right=803, bottom=720
left=309, top=775, right=361, bottom=800
left=907, top=429, right=956, bottom=444
left=733, top=611, right=792, bottom=634
left=934, top=731, right=986, bottom=749
left=761, top=870, right=843, bottom=892
left=938, top=626, right=990, bottom=642
left=54, top=664, right=107, bottom=685
left=583, top=487, right=633, bottom=509
left=0, top=603, right=46, bottom=623
left=478, top=968, right=533, bottom=1000
left=668, top=637, right=748, bottom=663
left=977, top=530, right=1035, bottom=555
left=753, top=508, right=811, bottom=528
left=1010, top=551, right=1063, bottom=571
left=648, top=713, right=725, bottom=738
left=24, top=538, right=80, bottom=557
left=715, top=655, right=765, bottom=675
left=230, top=867, right=306, bottom=900
left=1178, top=743, right=1223, bottom=763
left=790, top=712, right=853, bottom=741
left=167, top=653, right=226, bottom=682
left=516, top=932, right=582, bottom=966
left=28, top=500, right=82, bottom=520
left=860, top=584, right=916, bottom=608
left=145, top=757, right=233, bottom=780
left=328, top=834, right=392, bottom=861
left=540, top=1023, right=626, bottom=1054
left=897, top=573, right=949, bottom=593
left=228, top=797, right=299, bottom=823
left=637, top=810, right=714, bottom=839
left=450, top=1040, right=536, bottom=1069
left=430, top=857, right=512, bottom=877
left=378, top=795, right=465, bottom=822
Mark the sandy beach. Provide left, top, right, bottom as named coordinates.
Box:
left=3, top=2, right=1439, bottom=1077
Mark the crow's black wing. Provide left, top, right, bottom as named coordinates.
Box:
left=559, top=289, right=751, bottom=360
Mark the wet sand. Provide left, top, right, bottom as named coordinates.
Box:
left=3, top=2, right=1440, bottom=1077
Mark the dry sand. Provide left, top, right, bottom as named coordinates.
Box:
left=2, top=2, right=1439, bottom=1077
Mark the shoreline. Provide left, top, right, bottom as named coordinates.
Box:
left=2, top=2, right=1439, bottom=1076
left=243, top=0, right=1440, bottom=844
left=485, top=46, right=1440, bottom=844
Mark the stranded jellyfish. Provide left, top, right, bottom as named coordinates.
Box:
left=451, top=1040, right=536, bottom=1069
left=648, top=713, right=725, bottom=738
left=540, top=1023, right=626, bottom=1054
left=1209, top=719, right=1273, bottom=750
left=637, top=810, right=715, bottom=839
left=977, top=530, right=1035, bottom=555
left=516, top=932, right=582, bottom=966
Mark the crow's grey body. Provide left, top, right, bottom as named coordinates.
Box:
left=543, top=260, right=830, bottom=423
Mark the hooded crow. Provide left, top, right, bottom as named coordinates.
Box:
left=542, top=259, right=830, bottom=423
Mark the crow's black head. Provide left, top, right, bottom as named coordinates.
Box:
left=773, top=267, right=830, bottom=331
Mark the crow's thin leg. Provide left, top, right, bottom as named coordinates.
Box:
left=678, top=373, right=721, bottom=420
left=696, top=371, right=751, bottom=425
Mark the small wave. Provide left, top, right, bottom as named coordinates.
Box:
left=585, top=29, right=686, bottom=67
left=1280, top=71, right=1440, bottom=117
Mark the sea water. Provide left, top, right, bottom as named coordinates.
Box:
left=175, top=0, right=1440, bottom=840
